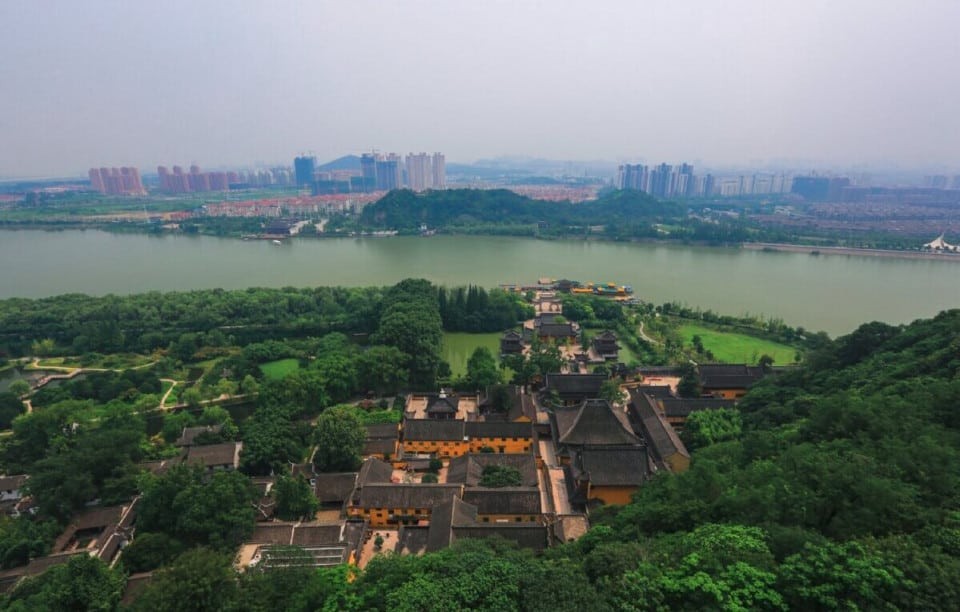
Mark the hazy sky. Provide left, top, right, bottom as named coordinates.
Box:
left=2, top=0, right=959, bottom=177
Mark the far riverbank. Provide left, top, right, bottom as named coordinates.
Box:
left=4, top=219, right=953, bottom=264
left=742, top=242, right=960, bottom=262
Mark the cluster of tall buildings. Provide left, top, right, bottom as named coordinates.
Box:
left=241, top=168, right=293, bottom=188
left=616, top=163, right=699, bottom=198
left=88, top=167, right=146, bottom=196
left=402, top=152, right=446, bottom=191
left=157, top=165, right=231, bottom=193
left=157, top=165, right=293, bottom=193
left=616, top=163, right=792, bottom=198
left=360, top=152, right=446, bottom=192
left=298, top=152, right=446, bottom=195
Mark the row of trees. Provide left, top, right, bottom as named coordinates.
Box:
left=438, top=285, right=532, bottom=333
left=0, top=286, right=386, bottom=356
left=372, top=279, right=443, bottom=388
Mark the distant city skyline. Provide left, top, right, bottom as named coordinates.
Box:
left=2, top=1, right=959, bottom=178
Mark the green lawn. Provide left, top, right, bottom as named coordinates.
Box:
left=441, top=332, right=503, bottom=378
left=677, top=324, right=796, bottom=365
left=259, top=358, right=301, bottom=380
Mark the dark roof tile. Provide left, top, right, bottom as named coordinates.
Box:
left=357, top=458, right=394, bottom=485
left=313, top=472, right=358, bottom=504
left=556, top=399, right=640, bottom=446
left=659, top=397, right=735, bottom=418
left=356, top=484, right=462, bottom=509
left=446, top=454, right=538, bottom=487
left=462, top=488, right=541, bottom=515
left=628, top=391, right=689, bottom=465
left=403, top=419, right=465, bottom=441
left=544, top=373, right=607, bottom=396
left=576, top=446, right=649, bottom=486
left=465, top=421, right=533, bottom=439
left=184, top=441, right=241, bottom=468
left=426, top=497, right=479, bottom=552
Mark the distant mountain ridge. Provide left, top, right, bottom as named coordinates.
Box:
left=317, top=155, right=361, bottom=172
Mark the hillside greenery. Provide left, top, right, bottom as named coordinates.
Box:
left=0, top=282, right=958, bottom=609
left=133, top=310, right=960, bottom=609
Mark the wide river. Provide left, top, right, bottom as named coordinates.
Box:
left=2, top=229, right=959, bottom=336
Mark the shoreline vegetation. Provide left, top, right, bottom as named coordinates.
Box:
left=742, top=242, right=960, bottom=261
left=3, top=221, right=958, bottom=265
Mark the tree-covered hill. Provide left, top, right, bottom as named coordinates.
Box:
left=356, top=188, right=686, bottom=231
left=586, top=309, right=960, bottom=609
left=4, top=302, right=960, bottom=610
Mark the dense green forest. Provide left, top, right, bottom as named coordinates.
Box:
left=0, top=283, right=529, bottom=358
left=2, top=285, right=959, bottom=609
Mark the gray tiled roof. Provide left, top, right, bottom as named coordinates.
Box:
left=544, top=373, right=607, bottom=397
left=698, top=364, right=765, bottom=389
left=628, top=390, right=689, bottom=465
left=462, top=488, right=541, bottom=515
left=576, top=446, right=649, bottom=487
left=313, top=472, right=358, bottom=504
left=355, top=484, right=462, bottom=509
left=557, top=399, right=640, bottom=447
left=422, top=498, right=548, bottom=553
left=184, top=441, right=241, bottom=468
left=358, top=457, right=394, bottom=485
left=426, top=497, right=479, bottom=552
left=465, top=421, right=533, bottom=439
left=174, top=424, right=223, bottom=447
left=446, top=454, right=538, bottom=487
left=660, top=397, right=735, bottom=418
left=403, top=419, right=465, bottom=441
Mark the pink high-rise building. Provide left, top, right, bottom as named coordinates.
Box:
left=88, top=166, right=145, bottom=195
left=157, top=163, right=229, bottom=193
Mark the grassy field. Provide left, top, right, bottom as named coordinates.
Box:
left=677, top=324, right=796, bottom=365
left=259, top=358, right=301, bottom=380
left=441, top=332, right=503, bottom=378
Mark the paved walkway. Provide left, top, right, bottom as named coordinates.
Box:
left=547, top=467, right=573, bottom=515
left=536, top=468, right=554, bottom=514
left=159, top=379, right=178, bottom=409
left=538, top=438, right=574, bottom=515
left=638, top=320, right=661, bottom=345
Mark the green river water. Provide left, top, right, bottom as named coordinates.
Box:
left=2, top=229, right=959, bottom=336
